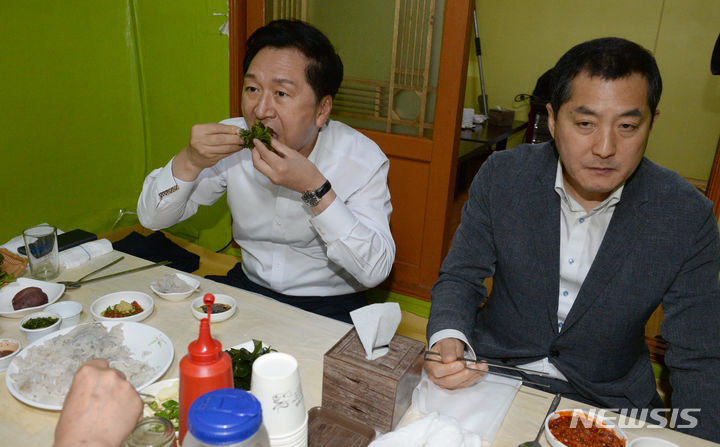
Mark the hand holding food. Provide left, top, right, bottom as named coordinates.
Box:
left=54, top=358, right=143, bottom=447
left=239, top=122, right=275, bottom=152
left=172, top=123, right=244, bottom=181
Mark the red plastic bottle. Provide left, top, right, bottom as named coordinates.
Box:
left=179, top=293, right=234, bottom=444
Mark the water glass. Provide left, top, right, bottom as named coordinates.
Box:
left=22, top=224, right=59, bottom=280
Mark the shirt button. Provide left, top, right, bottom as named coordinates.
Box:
left=562, top=290, right=569, bottom=297
left=568, top=258, right=575, bottom=264
left=579, top=218, right=585, bottom=223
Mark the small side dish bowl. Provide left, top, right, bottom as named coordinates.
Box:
left=150, top=273, right=200, bottom=302
left=91, top=291, right=154, bottom=323
left=545, top=409, right=627, bottom=447
left=190, top=294, right=237, bottom=323
left=19, top=311, right=62, bottom=344
left=45, top=301, right=83, bottom=329
left=629, top=438, right=680, bottom=447
left=0, top=338, right=22, bottom=371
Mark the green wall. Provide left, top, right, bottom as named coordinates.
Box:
left=465, top=0, right=720, bottom=181
left=1, top=0, right=230, bottom=249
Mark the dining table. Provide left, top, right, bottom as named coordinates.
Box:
left=1, top=246, right=717, bottom=447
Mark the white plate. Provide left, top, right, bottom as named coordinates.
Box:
left=91, top=291, right=154, bottom=322
left=5, top=321, right=174, bottom=410
left=190, top=294, right=236, bottom=323
left=150, top=273, right=200, bottom=302
left=0, top=278, right=65, bottom=318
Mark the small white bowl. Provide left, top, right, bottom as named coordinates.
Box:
left=91, top=291, right=154, bottom=322
left=629, top=437, right=679, bottom=447
left=545, top=409, right=627, bottom=447
left=0, top=338, right=22, bottom=371
left=19, top=311, right=62, bottom=344
left=190, top=294, right=236, bottom=323
left=150, top=273, right=200, bottom=302
left=45, top=301, right=83, bottom=329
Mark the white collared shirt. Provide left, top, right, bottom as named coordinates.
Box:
left=137, top=118, right=395, bottom=296
left=430, top=161, right=623, bottom=381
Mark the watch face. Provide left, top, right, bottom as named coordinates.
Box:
left=302, top=191, right=320, bottom=207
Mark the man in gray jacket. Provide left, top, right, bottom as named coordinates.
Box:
left=425, top=37, right=720, bottom=442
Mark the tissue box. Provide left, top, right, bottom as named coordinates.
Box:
left=322, top=328, right=425, bottom=433
left=488, top=108, right=515, bottom=127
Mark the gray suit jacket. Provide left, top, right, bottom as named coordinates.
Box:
left=428, top=142, right=720, bottom=442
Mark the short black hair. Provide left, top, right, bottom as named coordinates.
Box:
left=550, top=37, right=662, bottom=116
left=243, top=20, right=344, bottom=102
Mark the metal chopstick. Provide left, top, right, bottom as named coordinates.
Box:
left=74, top=256, right=125, bottom=282
left=75, top=260, right=171, bottom=285
left=424, top=350, right=551, bottom=376
left=423, top=356, right=551, bottom=388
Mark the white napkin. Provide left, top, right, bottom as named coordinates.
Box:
left=411, top=370, right=521, bottom=445
left=350, top=302, right=401, bottom=360
left=462, top=108, right=475, bottom=129
left=369, top=412, right=483, bottom=447
left=60, top=239, right=113, bottom=269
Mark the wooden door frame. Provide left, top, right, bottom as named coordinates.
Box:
left=228, top=1, right=472, bottom=301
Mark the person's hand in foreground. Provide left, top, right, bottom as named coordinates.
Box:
left=54, top=358, right=143, bottom=447
left=173, top=123, right=244, bottom=181
left=424, top=338, right=488, bottom=390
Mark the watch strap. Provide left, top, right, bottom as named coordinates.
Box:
left=302, top=180, right=331, bottom=206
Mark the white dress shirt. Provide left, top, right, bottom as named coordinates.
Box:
left=429, top=161, right=623, bottom=381
left=137, top=118, right=395, bottom=296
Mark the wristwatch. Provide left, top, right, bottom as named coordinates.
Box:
left=301, top=180, right=332, bottom=207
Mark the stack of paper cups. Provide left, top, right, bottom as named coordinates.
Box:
left=251, top=353, right=308, bottom=447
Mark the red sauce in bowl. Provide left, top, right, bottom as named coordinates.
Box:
left=549, top=414, right=625, bottom=447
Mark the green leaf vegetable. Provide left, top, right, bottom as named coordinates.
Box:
left=225, top=339, right=275, bottom=390
left=0, top=253, right=16, bottom=288
left=239, top=122, right=275, bottom=152
left=148, top=399, right=179, bottom=430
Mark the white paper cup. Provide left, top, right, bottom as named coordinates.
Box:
left=268, top=413, right=308, bottom=447
left=22, top=224, right=59, bottom=280
left=251, top=352, right=306, bottom=437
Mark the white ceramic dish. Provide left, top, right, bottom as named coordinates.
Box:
left=45, top=301, right=83, bottom=329
left=190, top=294, right=236, bottom=323
left=545, top=409, right=627, bottom=447
left=629, top=438, right=680, bottom=447
left=0, top=338, right=21, bottom=371
left=150, top=273, right=200, bottom=302
left=91, top=291, right=154, bottom=322
left=5, top=321, right=174, bottom=410
left=19, top=311, right=62, bottom=344
left=0, top=278, right=65, bottom=318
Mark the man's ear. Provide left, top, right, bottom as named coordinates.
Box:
left=650, top=108, right=660, bottom=129
left=315, top=95, right=333, bottom=128
left=546, top=103, right=556, bottom=139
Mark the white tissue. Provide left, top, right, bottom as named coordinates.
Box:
left=369, top=412, right=483, bottom=447
left=462, top=108, right=475, bottom=129
left=411, top=370, right=520, bottom=445
left=60, top=239, right=113, bottom=269
left=350, top=302, right=401, bottom=360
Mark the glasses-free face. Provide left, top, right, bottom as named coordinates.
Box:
left=547, top=71, right=659, bottom=210
left=241, top=47, right=331, bottom=157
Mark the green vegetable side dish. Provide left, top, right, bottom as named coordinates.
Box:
left=0, top=252, right=16, bottom=288
left=148, top=399, right=179, bottom=430
left=239, top=122, right=275, bottom=153
left=225, top=339, right=276, bottom=390
left=22, top=317, right=59, bottom=329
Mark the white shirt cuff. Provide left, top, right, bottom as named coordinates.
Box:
left=309, top=196, right=358, bottom=242
left=154, top=158, right=196, bottom=203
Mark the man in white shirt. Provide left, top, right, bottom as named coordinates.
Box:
left=425, top=37, right=720, bottom=442
left=138, top=20, right=395, bottom=323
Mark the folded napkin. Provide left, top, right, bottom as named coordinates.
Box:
left=60, top=239, right=113, bottom=269
left=350, top=302, right=401, bottom=360
left=410, top=370, right=520, bottom=445
left=112, top=231, right=199, bottom=273
left=369, top=412, right=483, bottom=447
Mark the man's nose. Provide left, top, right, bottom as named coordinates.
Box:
left=254, top=92, right=274, bottom=119
left=593, top=128, right=617, bottom=158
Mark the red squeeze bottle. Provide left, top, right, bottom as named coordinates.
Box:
left=178, top=293, right=234, bottom=443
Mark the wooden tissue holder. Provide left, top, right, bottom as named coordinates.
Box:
left=321, top=328, right=425, bottom=433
